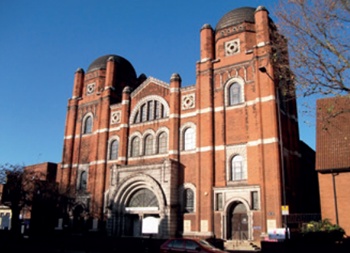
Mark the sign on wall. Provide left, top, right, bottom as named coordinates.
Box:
left=142, top=216, right=160, bottom=234
left=281, top=205, right=289, bottom=215
left=268, top=228, right=289, bottom=240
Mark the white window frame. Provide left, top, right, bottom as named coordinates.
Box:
left=180, top=123, right=196, bottom=151
left=130, top=95, right=169, bottom=124
left=82, top=113, right=93, bottom=134
left=179, top=183, right=196, bottom=213
left=108, top=137, right=120, bottom=160
left=226, top=144, right=248, bottom=183
left=224, top=77, right=245, bottom=107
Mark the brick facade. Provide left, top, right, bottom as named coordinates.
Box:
left=56, top=6, right=305, bottom=241
left=316, top=96, right=350, bottom=235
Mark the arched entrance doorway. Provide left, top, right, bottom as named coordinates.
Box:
left=123, top=188, right=160, bottom=237
left=111, top=173, right=170, bottom=237
left=72, top=204, right=86, bottom=232
left=227, top=201, right=248, bottom=240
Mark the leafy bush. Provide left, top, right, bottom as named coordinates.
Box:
left=301, top=219, right=345, bottom=242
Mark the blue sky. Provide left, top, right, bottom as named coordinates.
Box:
left=0, top=0, right=316, bottom=166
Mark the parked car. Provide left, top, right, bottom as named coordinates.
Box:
left=159, top=238, right=229, bottom=253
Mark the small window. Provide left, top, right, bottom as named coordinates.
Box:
left=229, top=82, right=241, bottom=105
left=131, top=137, right=140, bottom=157
left=83, top=116, right=93, bottom=134
left=184, top=188, right=194, bottom=213
left=216, top=193, right=223, bottom=211
left=157, top=132, right=168, bottom=154
left=184, top=128, right=195, bottom=150
left=231, top=155, right=244, bottom=181
left=251, top=191, right=259, bottom=210
left=109, top=140, right=119, bottom=160
left=79, top=171, right=87, bottom=191
left=144, top=135, right=154, bottom=155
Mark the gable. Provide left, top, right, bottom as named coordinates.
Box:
left=131, top=76, right=170, bottom=99
left=316, top=96, right=350, bottom=172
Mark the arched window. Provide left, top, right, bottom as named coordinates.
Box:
left=132, top=99, right=168, bottom=124
left=109, top=140, right=119, bottom=160
left=83, top=115, right=93, bottom=134
left=128, top=188, right=159, bottom=208
left=183, top=188, right=194, bottom=213
left=157, top=132, right=168, bottom=154
left=229, top=82, right=241, bottom=105
left=184, top=128, right=195, bottom=150
left=144, top=134, right=154, bottom=155
left=231, top=155, right=245, bottom=181
left=79, top=171, right=87, bottom=191
left=131, top=137, right=140, bottom=157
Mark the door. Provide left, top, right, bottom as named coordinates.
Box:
left=124, top=214, right=140, bottom=236
left=229, top=202, right=248, bottom=240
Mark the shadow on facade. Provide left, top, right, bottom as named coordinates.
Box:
left=0, top=229, right=167, bottom=253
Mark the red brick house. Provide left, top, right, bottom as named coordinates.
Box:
left=1, top=162, right=58, bottom=234
left=316, top=96, right=350, bottom=235
left=52, top=6, right=315, bottom=242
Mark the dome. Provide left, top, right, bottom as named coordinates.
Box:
left=216, top=7, right=256, bottom=31
left=86, top=54, right=137, bottom=81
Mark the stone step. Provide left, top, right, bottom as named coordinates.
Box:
left=224, top=240, right=261, bottom=251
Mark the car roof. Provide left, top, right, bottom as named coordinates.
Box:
left=167, top=238, right=202, bottom=241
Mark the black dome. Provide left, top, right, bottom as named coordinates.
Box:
left=87, top=54, right=137, bottom=81
left=216, top=7, right=256, bottom=31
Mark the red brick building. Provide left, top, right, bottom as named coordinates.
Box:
left=56, top=6, right=311, bottom=241
left=316, top=96, right=350, bottom=235
left=1, top=162, right=58, bottom=234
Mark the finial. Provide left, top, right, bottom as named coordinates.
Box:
left=170, top=73, right=182, bottom=82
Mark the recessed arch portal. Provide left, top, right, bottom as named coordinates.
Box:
left=111, top=173, right=167, bottom=237
left=225, top=199, right=252, bottom=241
